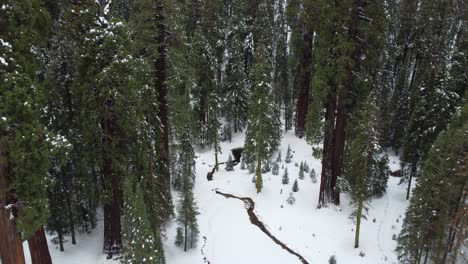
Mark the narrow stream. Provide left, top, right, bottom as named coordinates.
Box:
left=215, top=190, right=310, bottom=264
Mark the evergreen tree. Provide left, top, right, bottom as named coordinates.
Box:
left=276, top=151, right=282, bottom=163
left=310, top=169, right=317, bottom=183
left=224, top=32, right=249, bottom=133
left=286, top=192, right=296, bottom=205
left=299, top=162, right=305, bottom=180
left=122, top=179, right=164, bottom=264
left=225, top=154, right=234, bottom=171
left=0, top=0, right=53, bottom=262
left=346, top=94, right=389, bottom=248
left=285, top=145, right=292, bottom=163
left=396, top=99, right=467, bottom=264
left=272, top=163, right=279, bottom=176
left=292, top=180, right=299, bottom=192
left=243, top=42, right=281, bottom=193
left=282, top=169, right=290, bottom=185
left=176, top=147, right=200, bottom=251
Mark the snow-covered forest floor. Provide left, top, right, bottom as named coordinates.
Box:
left=24, top=131, right=411, bottom=264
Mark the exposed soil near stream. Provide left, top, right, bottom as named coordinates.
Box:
left=215, top=190, right=310, bottom=264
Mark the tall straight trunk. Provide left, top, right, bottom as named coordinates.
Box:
left=0, top=131, right=26, bottom=264
left=65, top=194, right=76, bottom=245
left=331, top=99, right=346, bottom=205
left=406, top=162, right=417, bottom=200
left=58, top=230, right=64, bottom=252
left=103, top=116, right=121, bottom=258
left=155, top=0, right=171, bottom=188
left=295, top=31, right=314, bottom=138
left=27, top=226, right=52, bottom=264
left=354, top=195, right=364, bottom=248
left=318, top=93, right=336, bottom=208
left=184, top=223, right=188, bottom=252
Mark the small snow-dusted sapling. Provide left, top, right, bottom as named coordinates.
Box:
left=310, top=169, right=317, bottom=183
left=292, top=179, right=299, bottom=192
left=276, top=150, right=282, bottom=162
left=285, top=145, right=292, bottom=163
left=175, top=227, right=184, bottom=246
left=240, top=159, right=246, bottom=170
left=303, top=161, right=310, bottom=172
left=329, top=255, right=337, bottom=264
left=299, top=164, right=305, bottom=180
left=262, top=160, right=271, bottom=173
left=286, top=192, right=296, bottom=205
left=225, top=154, right=234, bottom=171
left=272, top=162, right=279, bottom=175
left=282, top=168, right=289, bottom=184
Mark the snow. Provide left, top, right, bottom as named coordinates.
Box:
left=24, top=130, right=411, bottom=264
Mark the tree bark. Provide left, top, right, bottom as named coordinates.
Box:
left=27, top=226, right=52, bottom=264
left=295, top=31, right=314, bottom=138
left=318, top=93, right=336, bottom=208
left=0, top=130, right=26, bottom=264
left=155, top=0, right=171, bottom=188
left=103, top=113, right=121, bottom=258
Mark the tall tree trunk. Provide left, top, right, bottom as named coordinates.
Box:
left=27, top=226, right=52, bottom=264
left=295, top=31, right=314, bottom=138
left=0, top=131, right=26, bottom=264
left=184, top=223, right=188, bottom=252
left=155, top=0, right=171, bottom=188
left=406, top=162, right=416, bottom=200
left=65, top=194, right=76, bottom=245
left=58, top=230, right=64, bottom=252
left=103, top=116, right=121, bottom=258
left=354, top=195, right=364, bottom=248
left=331, top=99, right=346, bottom=205
left=318, top=93, right=336, bottom=208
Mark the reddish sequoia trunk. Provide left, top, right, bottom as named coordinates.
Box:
left=318, top=93, right=337, bottom=208
left=295, top=31, right=314, bottom=138
left=103, top=164, right=122, bottom=258
left=27, top=226, right=52, bottom=264
left=331, top=99, right=346, bottom=205
left=155, top=1, right=171, bottom=188
left=103, top=112, right=121, bottom=258
left=0, top=130, right=26, bottom=264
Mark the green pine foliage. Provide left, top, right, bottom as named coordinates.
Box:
left=0, top=0, right=52, bottom=239
left=285, top=145, right=292, bottom=163
left=122, top=179, right=165, bottom=264
left=282, top=169, right=290, bottom=185
left=176, top=149, right=200, bottom=251
left=396, top=99, right=468, bottom=264
left=345, top=94, right=389, bottom=248
left=225, top=154, right=234, bottom=172
left=292, top=180, right=299, bottom=192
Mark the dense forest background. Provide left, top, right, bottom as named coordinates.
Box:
left=0, top=0, right=466, bottom=263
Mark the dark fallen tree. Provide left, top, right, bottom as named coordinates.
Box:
left=215, top=190, right=310, bottom=264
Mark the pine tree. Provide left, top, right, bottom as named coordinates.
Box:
left=243, top=41, right=281, bottom=193
left=292, top=180, right=299, bottom=192
left=272, top=163, right=279, bottom=176
left=396, top=99, right=467, bottom=264
left=224, top=32, right=249, bottom=133
left=299, top=162, right=305, bottom=180
left=225, top=154, right=234, bottom=171
left=310, top=169, right=317, bottom=183
left=176, top=148, right=200, bottom=252
left=0, top=0, right=53, bottom=262
left=285, top=145, right=292, bottom=163
left=286, top=192, right=296, bottom=205
left=346, top=94, right=389, bottom=248
left=282, top=169, right=290, bottom=185
left=276, top=151, right=282, bottom=163
left=122, top=179, right=164, bottom=264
